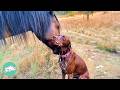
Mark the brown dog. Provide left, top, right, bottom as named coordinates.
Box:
left=52, top=35, right=89, bottom=79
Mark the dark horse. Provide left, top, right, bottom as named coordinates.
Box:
left=0, top=11, right=60, bottom=54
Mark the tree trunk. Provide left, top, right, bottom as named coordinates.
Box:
left=87, top=13, right=89, bottom=21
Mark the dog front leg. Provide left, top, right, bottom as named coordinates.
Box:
left=68, top=74, right=73, bottom=79
left=73, top=73, right=80, bottom=79
left=62, top=70, right=66, bottom=79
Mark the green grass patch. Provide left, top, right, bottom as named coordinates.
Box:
left=0, top=50, right=12, bottom=61
left=97, top=44, right=117, bottom=53
left=11, top=55, right=20, bottom=62
left=66, top=11, right=76, bottom=16
left=0, top=53, right=4, bottom=61
left=4, top=50, right=12, bottom=56
left=30, top=61, right=39, bottom=78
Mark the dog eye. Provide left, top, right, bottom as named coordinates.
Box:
left=56, top=41, right=59, bottom=44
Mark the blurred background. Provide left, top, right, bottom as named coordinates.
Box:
left=0, top=11, right=120, bottom=79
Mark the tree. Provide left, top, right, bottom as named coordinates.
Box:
left=78, top=11, right=94, bottom=20
left=84, top=11, right=94, bottom=20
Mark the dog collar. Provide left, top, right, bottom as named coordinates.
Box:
left=60, top=50, right=72, bottom=58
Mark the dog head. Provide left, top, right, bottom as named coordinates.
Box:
left=52, top=35, right=71, bottom=47
left=51, top=35, right=71, bottom=55
left=43, top=36, right=61, bottom=55
left=44, top=35, right=71, bottom=55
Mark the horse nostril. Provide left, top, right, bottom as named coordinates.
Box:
left=53, top=36, right=56, bottom=38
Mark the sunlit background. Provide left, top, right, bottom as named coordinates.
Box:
left=0, top=11, right=120, bottom=79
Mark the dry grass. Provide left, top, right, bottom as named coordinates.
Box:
left=59, top=11, right=120, bottom=79
left=0, top=11, right=120, bottom=79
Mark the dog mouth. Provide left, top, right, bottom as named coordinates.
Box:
left=43, top=39, right=61, bottom=55
left=53, top=50, right=59, bottom=54
left=52, top=46, right=61, bottom=54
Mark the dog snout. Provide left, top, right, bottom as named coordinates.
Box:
left=53, top=48, right=60, bottom=54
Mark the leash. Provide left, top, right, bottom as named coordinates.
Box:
left=58, top=52, right=68, bottom=72
left=58, top=53, right=61, bottom=63
left=58, top=49, right=72, bottom=63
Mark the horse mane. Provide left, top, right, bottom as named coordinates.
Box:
left=0, top=11, right=59, bottom=46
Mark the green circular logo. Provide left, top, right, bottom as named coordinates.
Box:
left=3, top=62, right=16, bottom=77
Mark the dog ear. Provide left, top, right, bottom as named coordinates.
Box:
left=61, top=35, right=66, bottom=41
left=66, top=40, right=71, bottom=48
left=62, top=36, right=71, bottom=47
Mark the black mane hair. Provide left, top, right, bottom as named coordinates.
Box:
left=0, top=11, right=60, bottom=46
